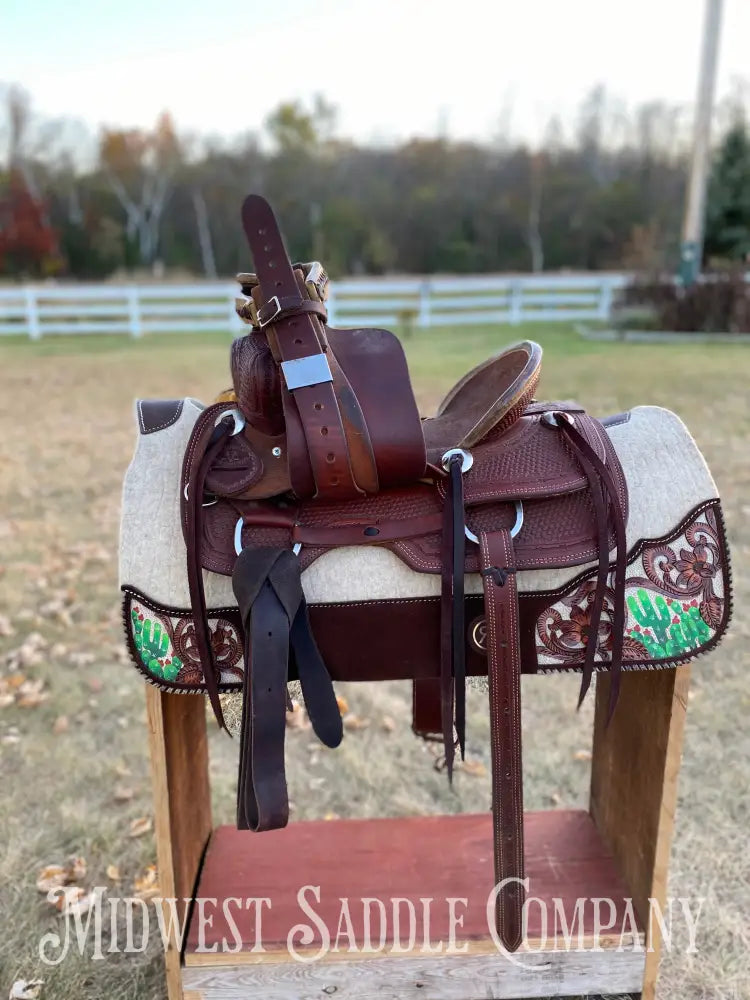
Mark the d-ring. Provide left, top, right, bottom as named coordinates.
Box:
left=234, top=517, right=302, bottom=557
left=441, top=448, right=473, bottom=474
left=464, top=500, right=524, bottom=545
left=216, top=407, right=245, bottom=436
left=183, top=482, right=218, bottom=507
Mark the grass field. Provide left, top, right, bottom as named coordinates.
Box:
left=0, top=323, right=748, bottom=1000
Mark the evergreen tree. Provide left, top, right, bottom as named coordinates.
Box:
left=704, top=120, right=750, bottom=263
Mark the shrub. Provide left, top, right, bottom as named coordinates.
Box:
left=622, top=270, right=750, bottom=333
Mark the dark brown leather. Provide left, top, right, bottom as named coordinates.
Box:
left=201, top=409, right=628, bottom=579
left=233, top=547, right=343, bottom=832
left=423, top=341, right=542, bottom=462
left=242, top=196, right=369, bottom=500
left=480, top=529, right=525, bottom=953
left=137, top=399, right=184, bottom=435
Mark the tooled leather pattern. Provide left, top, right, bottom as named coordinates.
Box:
left=199, top=409, right=629, bottom=578
left=230, top=333, right=284, bottom=437
left=204, top=433, right=264, bottom=497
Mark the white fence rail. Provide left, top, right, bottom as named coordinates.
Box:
left=0, top=273, right=629, bottom=339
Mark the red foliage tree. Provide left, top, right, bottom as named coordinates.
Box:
left=0, top=171, right=62, bottom=276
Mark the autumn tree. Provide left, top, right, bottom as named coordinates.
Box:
left=99, top=112, right=182, bottom=268
left=0, top=170, right=61, bottom=276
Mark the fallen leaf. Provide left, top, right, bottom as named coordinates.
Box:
left=128, top=816, right=152, bottom=838
left=0, top=693, right=15, bottom=709
left=58, top=888, right=95, bottom=917
left=335, top=695, right=349, bottom=715
left=65, top=856, right=87, bottom=882
left=9, top=979, right=44, bottom=1000
left=106, top=864, right=121, bottom=882
left=573, top=749, right=592, bottom=762
left=343, top=713, right=370, bottom=731
left=134, top=865, right=160, bottom=900
left=6, top=673, right=27, bottom=690
left=52, top=716, right=69, bottom=735
left=53, top=886, right=84, bottom=914
left=17, top=690, right=49, bottom=709
left=114, top=786, right=135, bottom=803
left=36, top=865, right=67, bottom=894
left=286, top=703, right=311, bottom=730
left=115, top=763, right=132, bottom=778
left=457, top=758, right=487, bottom=777
left=380, top=715, right=396, bottom=733
left=323, top=812, right=340, bottom=821
left=0, top=615, right=15, bottom=637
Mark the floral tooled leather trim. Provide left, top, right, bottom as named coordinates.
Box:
left=122, top=588, right=244, bottom=693
left=536, top=500, right=731, bottom=668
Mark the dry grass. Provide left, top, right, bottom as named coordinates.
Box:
left=0, top=324, right=747, bottom=1000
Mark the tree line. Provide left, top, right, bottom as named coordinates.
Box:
left=1, top=84, right=749, bottom=281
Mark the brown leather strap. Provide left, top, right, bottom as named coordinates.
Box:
left=554, top=412, right=627, bottom=717
left=480, top=529, right=525, bottom=953
left=182, top=406, right=236, bottom=730
left=412, top=678, right=444, bottom=739
left=232, top=547, right=343, bottom=832
left=257, top=296, right=327, bottom=328
left=241, top=195, right=375, bottom=500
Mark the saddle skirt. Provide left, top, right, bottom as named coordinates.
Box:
left=121, top=397, right=729, bottom=688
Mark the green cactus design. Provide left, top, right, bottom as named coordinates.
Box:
left=627, top=589, right=711, bottom=659
left=131, top=609, right=182, bottom=681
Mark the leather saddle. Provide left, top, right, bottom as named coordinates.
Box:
left=178, top=195, right=632, bottom=953
left=117, top=193, right=731, bottom=956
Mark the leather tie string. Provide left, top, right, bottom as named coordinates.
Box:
left=555, top=413, right=627, bottom=719
left=440, top=453, right=467, bottom=778
left=232, top=547, right=342, bottom=832
left=184, top=413, right=235, bottom=731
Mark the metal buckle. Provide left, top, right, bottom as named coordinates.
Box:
left=281, top=353, right=333, bottom=390
left=464, top=501, right=524, bottom=545
left=258, top=296, right=282, bottom=329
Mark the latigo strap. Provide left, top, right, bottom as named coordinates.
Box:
left=232, top=547, right=342, bottom=831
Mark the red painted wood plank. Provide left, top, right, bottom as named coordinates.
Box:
left=185, top=810, right=640, bottom=956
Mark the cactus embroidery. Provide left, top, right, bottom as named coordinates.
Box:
left=627, top=589, right=711, bottom=658
left=131, top=608, right=182, bottom=682
left=127, top=600, right=243, bottom=687
left=536, top=505, right=726, bottom=666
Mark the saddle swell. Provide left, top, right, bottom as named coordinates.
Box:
left=119, top=195, right=732, bottom=955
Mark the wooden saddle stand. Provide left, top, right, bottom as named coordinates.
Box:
left=120, top=195, right=732, bottom=963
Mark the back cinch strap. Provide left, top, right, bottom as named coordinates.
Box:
left=479, top=528, right=525, bottom=954
left=232, top=547, right=342, bottom=832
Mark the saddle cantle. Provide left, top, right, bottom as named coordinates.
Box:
left=119, top=195, right=732, bottom=954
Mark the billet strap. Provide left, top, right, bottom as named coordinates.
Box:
left=480, top=529, right=525, bottom=953
left=240, top=195, right=378, bottom=501
left=232, top=547, right=342, bottom=832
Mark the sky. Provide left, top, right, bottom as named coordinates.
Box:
left=2, top=0, right=749, bottom=147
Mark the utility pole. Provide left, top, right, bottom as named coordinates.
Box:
left=679, top=0, right=723, bottom=285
